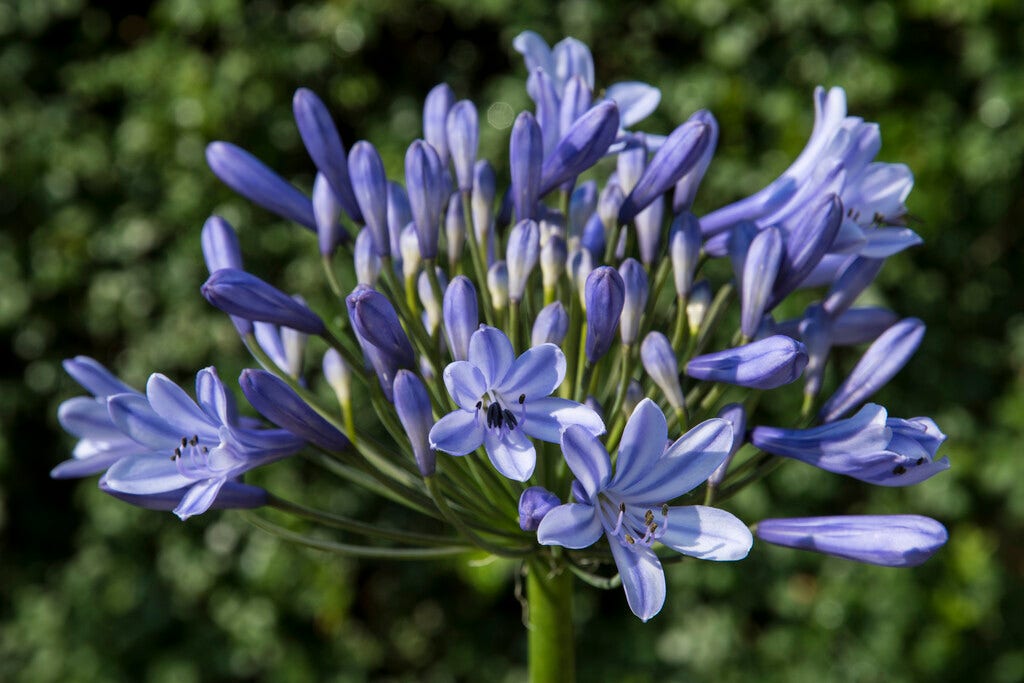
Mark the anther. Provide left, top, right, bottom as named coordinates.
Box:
left=189, top=435, right=198, bottom=446
left=503, top=409, right=518, bottom=429
left=915, top=457, right=925, bottom=466
left=475, top=400, right=482, bottom=410
left=518, top=394, right=526, bottom=404
left=892, top=464, right=907, bottom=475
left=625, top=534, right=635, bottom=545
left=661, top=504, right=668, bottom=516
left=644, top=509, right=654, bottom=525
left=487, top=402, right=503, bottom=429
left=181, top=437, right=188, bottom=448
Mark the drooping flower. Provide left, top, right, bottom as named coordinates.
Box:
left=537, top=399, right=752, bottom=621
left=429, top=326, right=604, bottom=481
left=102, top=367, right=304, bottom=520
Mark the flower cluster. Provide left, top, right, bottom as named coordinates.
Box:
left=55, top=32, right=949, bottom=622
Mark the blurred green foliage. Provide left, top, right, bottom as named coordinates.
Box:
left=1, top=0, right=1022, bottom=680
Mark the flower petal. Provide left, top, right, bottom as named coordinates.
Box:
left=537, top=503, right=603, bottom=548
left=195, top=367, right=238, bottom=426
left=428, top=410, right=484, bottom=456
left=609, top=537, right=666, bottom=622
left=623, top=417, right=732, bottom=503
left=483, top=427, right=536, bottom=481
left=468, top=326, right=515, bottom=387
left=174, top=478, right=228, bottom=520
left=58, top=397, right=125, bottom=440
left=63, top=356, right=135, bottom=397
left=605, top=81, right=661, bottom=128
left=520, top=397, right=605, bottom=443
left=107, top=393, right=182, bottom=449
left=103, top=454, right=195, bottom=494
left=443, top=361, right=488, bottom=410
left=495, top=343, right=566, bottom=400
left=660, top=505, right=753, bottom=560
left=560, top=425, right=611, bottom=498
left=147, top=373, right=219, bottom=439
left=610, top=399, right=668, bottom=492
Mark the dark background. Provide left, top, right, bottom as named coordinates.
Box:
left=2, top=0, right=1023, bottom=680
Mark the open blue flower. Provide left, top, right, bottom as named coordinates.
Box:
left=429, top=325, right=604, bottom=481
left=102, top=367, right=304, bottom=520
left=537, top=399, right=752, bottom=621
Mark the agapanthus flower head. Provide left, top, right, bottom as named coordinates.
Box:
left=429, top=325, right=604, bottom=481
left=537, top=399, right=752, bottom=621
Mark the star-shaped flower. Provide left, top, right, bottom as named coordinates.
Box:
left=429, top=326, right=604, bottom=481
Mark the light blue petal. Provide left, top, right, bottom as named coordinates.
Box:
left=174, top=478, right=228, bottom=520
left=560, top=425, right=610, bottom=498
left=146, top=373, right=219, bottom=439
left=58, top=397, right=125, bottom=440
left=860, top=228, right=923, bottom=258
left=50, top=448, right=138, bottom=479
left=103, top=454, right=195, bottom=494
left=610, top=399, right=667, bottom=493
left=495, top=343, right=566, bottom=400
left=605, top=81, right=661, bottom=128
left=521, top=397, right=605, bottom=443
left=468, top=326, right=515, bottom=387
left=660, top=505, right=753, bottom=560
left=512, top=31, right=554, bottom=79
left=537, top=503, right=603, bottom=549
left=484, top=426, right=536, bottom=481
left=623, top=417, right=732, bottom=503
left=107, top=393, right=181, bottom=448
left=443, top=361, right=488, bottom=410
left=195, top=367, right=238, bottom=427
left=63, top=356, right=135, bottom=397
left=609, top=537, right=665, bottom=622
left=428, top=410, right=484, bottom=456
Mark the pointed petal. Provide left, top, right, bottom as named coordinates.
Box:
left=537, top=503, right=603, bottom=549
left=611, top=399, right=668, bottom=492
left=443, top=361, right=488, bottom=410
left=428, top=410, right=484, bottom=456
left=50, top=449, right=137, bottom=479
left=605, top=81, right=661, bottom=128
left=660, top=505, right=753, bottom=560
left=174, top=478, right=227, bottom=520
left=195, top=367, right=238, bottom=426
left=483, top=427, right=536, bottom=481
left=623, top=418, right=732, bottom=503
left=468, top=326, right=515, bottom=387
left=495, top=343, right=566, bottom=400
left=609, top=538, right=666, bottom=622
left=63, top=356, right=135, bottom=397
left=146, top=374, right=219, bottom=438
left=860, top=228, right=923, bottom=258
left=107, top=393, right=181, bottom=448
left=58, top=397, right=125, bottom=440
left=521, top=397, right=605, bottom=443
left=103, top=454, right=195, bottom=494
left=560, top=425, right=611, bottom=498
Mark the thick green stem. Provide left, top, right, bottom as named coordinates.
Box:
left=527, top=558, right=575, bottom=683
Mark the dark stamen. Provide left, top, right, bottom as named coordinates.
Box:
left=487, top=402, right=503, bottom=429
left=518, top=394, right=525, bottom=404
left=503, top=409, right=518, bottom=429
left=892, top=465, right=907, bottom=476
left=189, top=435, right=198, bottom=446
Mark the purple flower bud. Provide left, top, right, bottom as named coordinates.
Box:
left=707, top=403, right=746, bottom=489
left=518, top=486, right=561, bottom=532
left=446, top=100, right=478, bottom=191
left=387, top=182, right=413, bottom=261
left=618, top=258, right=649, bottom=345
left=640, top=331, right=683, bottom=411
left=541, top=231, right=568, bottom=292
left=240, top=369, right=350, bottom=452
left=771, top=194, right=843, bottom=305
left=822, top=257, right=885, bottom=318
left=443, top=275, right=478, bottom=361
left=405, top=140, right=446, bottom=260
left=354, top=227, right=381, bottom=285
left=202, top=268, right=324, bottom=334
left=506, top=219, right=541, bottom=303
left=616, top=135, right=647, bottom=195
left=669, top=212, right=702, bottom=298
left=348, top=141, right=390, bottom=257
left=487, top=260, right=509, bottom=312
left=740, top=226, right=784, bottom=338
left=568, top=181, right=597, bottom=239
left=634, top=194, right=664, bottom=266
left=347, top=286, right=416, bottom=368
left=510, top=111, right=543, bottom=222
left=687, top=335, right=808, bottom=389
left=686, top=279, right=712, bottom=334
left=559, top=75, right=592, bottom=142
left=423, top=83, right=454, bottom=163
left=673, top=110, right=719, bottom=213
left=201, top=216, right=243, bottom=273
left=393, top=370, right=436, bottom=476
left=206, top=142, right=315, bottom=230
left=528, top=68, right=562, bottom=158
left=445, top=191, right=466, bottom=269
left=293, top=88, right=362, bottom=223
left=619, top=120, right=710, bottom=224
left=323, top=348, right=351, bottom=405
left=820, top=318, right=925, bottom=422
left=472, top=160, right=496, bottom=248
left=532, top=301, right=569, bottom=347
left=584, top=266, right=625, bottom=362
left=598, top=181, right=625, bottom=230
left=418, top=267, right=447, bottom=333
left=539, top=100, right=620, bottom=196
left=313, top=174, right=346, bottom=257
left=756, top=515, right=948, bottom=567
left=581, top=213, right=606, bottom=256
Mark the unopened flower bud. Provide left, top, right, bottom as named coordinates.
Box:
left=531, top=301, right=569, bottom=347
left=584, top=266, right=625, bottom=362
left=393, top=370, right=436, bottom=476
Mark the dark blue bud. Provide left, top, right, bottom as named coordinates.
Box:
left=201, top=216, right=243, bottom=273
left=686, top=335, right=808, bottom=389
left=618, top=120, right=710, bottom=224
left=346, top=285, right=416, bottom=370
left=519, top=486, right=561, bottom=531
left=240, top=369, right=350, bottom=452
left=446, top=100, right=478, bottom=191
left=673, top=110, right=718, bottom=213
left=206, top=142, right=315, bottom=230
left=443, top=275, right=478, bottom=361
left=348, top=141, right=390, bottom=257
left=584, top=266, right=626, bottom=362
left=539, top=100, right=620, bottom=196
left=405, top=140, right=447, bottom=260
left=202, top=268, right=324, bottom=334
left=393, top=370, right=436, bottom=476
left=510, top=111, right=543, bottom=221
left=292, top=87, right=362, bottom=223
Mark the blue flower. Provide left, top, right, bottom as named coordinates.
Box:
left=102, top=367, right=304, bottom=520
left=429, top=326, right=604, bottom=481
left=537, top=399, right=752, bottom=621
